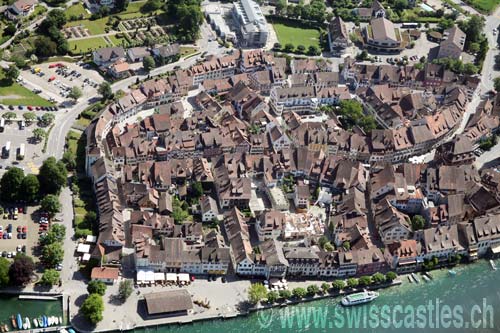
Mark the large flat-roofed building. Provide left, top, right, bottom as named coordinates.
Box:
left=364, top=17, right=403, bottom=53
left=232, top=0, right=268, bottom=47
left=144, top=290, right=193, bottom=317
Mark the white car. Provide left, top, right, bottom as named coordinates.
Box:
left=16, top=245, right=21, bottom=252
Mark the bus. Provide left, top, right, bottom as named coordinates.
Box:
left=2, top=141, right=10, bottom=158
left=402, top=23, right=418, bottom=29
left=0, top=118, right=4, bottom=133
left=17, top=144, right=25, bottom=160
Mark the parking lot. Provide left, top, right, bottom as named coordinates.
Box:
left=0, top=205, right=41, bottom=259
left=0, top=119, right=44, bottom=175
left=20, top=61, right=104, bottom=105
left=350, top=22, right=441, bottom=64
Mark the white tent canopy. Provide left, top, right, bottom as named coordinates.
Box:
left=145, top=270, right=155, bottom=282
left=81, top=253, right=91, bottom=262
left=166, top=273, right=177, bottom=281
left=77, top=243, right=90, bottom=254
left=154, top=273, right=165, bottom=281
left=86, top=235, right=97, bottom=244
left=137, top=270, right=146, bottom=282
left=137, top=270, right=155, bottom=282
left=177, top=273, right=189, bottom=282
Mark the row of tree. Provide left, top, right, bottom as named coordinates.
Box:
left=275, top=0, right=331, bottom=25
left=0, top=255, right=35, bottom=287
left=0, top=157, right=67, bottom=203
left=273, top=43, right=321, bottom=56
left=39, top=224, right=65, bottom=269
left=248, top=272, right=398, bottom=304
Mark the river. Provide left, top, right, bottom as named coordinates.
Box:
left=136, top=260, right=500, bottom=333
left=0, top=294, right=63, bottom=330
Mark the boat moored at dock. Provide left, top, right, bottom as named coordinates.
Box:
left=341, top=291, right=379, bottom=306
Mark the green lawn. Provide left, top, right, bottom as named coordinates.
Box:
left=68, top=36, right=111, bottom=55
left=66, top=3, right=90, bottom=19
left=67, top=130, right=79, bottom=154
left=180, top=46, right=199, bottom=57
left=65, top=17, right=109, bottom=35
left=108, top=34, right=130, bottom=47
left=272, top=23, right=320, bottom=49
left=122, top=0, right=147, bottom=14
left=119, top=1, right=164, bottom=18
left=466, top=0, right=500, bottom=12
left=0, top=71, right=52, bottom=106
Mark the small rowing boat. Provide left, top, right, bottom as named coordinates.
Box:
left=33, top=318, right=38, bottom=328
left=16, top=314, right=22, bottom=330
left=490, top=259, right=497, bottom=271
left=10, top=316, right=16, bottom=329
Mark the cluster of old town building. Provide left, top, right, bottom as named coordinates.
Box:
left=84, top=48, right=500, bottom=281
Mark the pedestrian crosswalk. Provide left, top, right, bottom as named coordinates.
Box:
left=26, top=161, right=39, bottom=174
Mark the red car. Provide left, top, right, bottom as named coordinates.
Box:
left=27, top=106, right=33, bottom=111
left=16, top=226, right=21, bottom=232
left=22, top=226, right=27, bottom=233
left=49, top=64, right=57, bottom=69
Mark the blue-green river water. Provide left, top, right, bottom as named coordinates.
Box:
left=136, top=260, right=500, bottom=332
left=0, top=294, right=63, bottom=330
